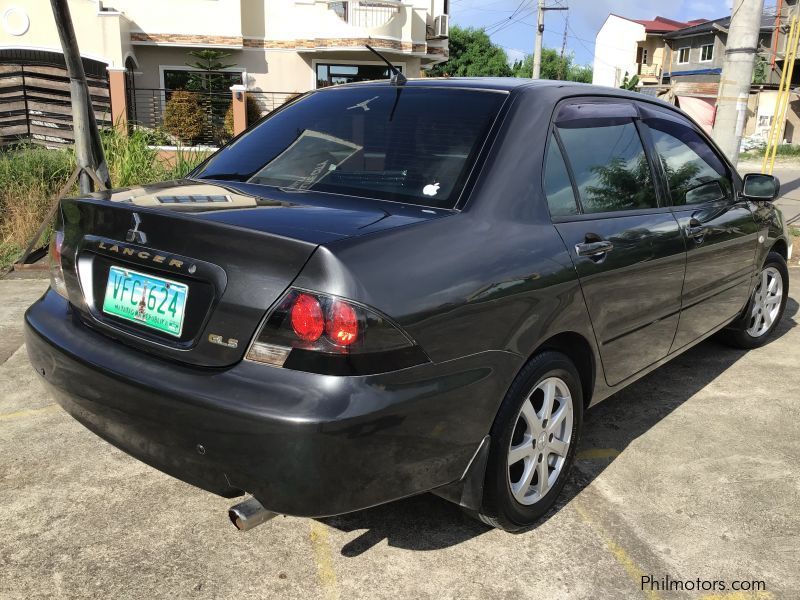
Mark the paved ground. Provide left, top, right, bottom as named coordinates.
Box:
left=739, top=161, right=800, bottom=230
left=1, top=267, right=799, bottom=599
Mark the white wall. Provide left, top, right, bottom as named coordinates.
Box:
left=112, top=0, right=243, bottom=38
left=592, top=15, right=645, bottom=88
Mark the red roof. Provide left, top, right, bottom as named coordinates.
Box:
left=630, top=15, right=707, bottom=33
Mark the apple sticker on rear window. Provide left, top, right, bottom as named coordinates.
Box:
left=423, top=182, right=440, bottom=197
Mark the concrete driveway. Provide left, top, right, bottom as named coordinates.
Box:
left=739, top=161, right=800, bottom=228
left=1, top=272, right=798, bottom=600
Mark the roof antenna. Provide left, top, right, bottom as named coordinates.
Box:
left=365, top=44, right=407, bottom=85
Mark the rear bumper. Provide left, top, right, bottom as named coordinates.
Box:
left=25, top=290, right=519, bottom=517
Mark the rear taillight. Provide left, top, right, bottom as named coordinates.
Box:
left=290, top=293, right=325, bottom=341
left=48, top=230, right=68, bottom=299
left=246, top=289, right=428, bottom=375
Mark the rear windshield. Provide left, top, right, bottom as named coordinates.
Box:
left=194, top=86, right=507, bottom=208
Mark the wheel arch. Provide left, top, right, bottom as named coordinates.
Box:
left=770, top=237, right=789, bottom=261
left=433, top=330, right=597, bottom=513
left=527, top=331, right=597, bottom=408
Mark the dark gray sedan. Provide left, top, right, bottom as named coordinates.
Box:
left=26, top=78, right=790, bottom=531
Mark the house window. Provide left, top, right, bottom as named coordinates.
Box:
left=315, top=63, right=403, bottom=88
left=700, top=43, right=714, bottom=62
left=162, top=69, right=242, bottom=93
left=642, top=48, right=648, bottom=64
left=677, top=47, right=690, bottom=64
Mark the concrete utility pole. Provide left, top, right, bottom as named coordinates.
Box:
left=533, top=0, right=545, bottom=79
left=50, top=0, right=109, bottom=193
left=712, top=0, right=765, bottom=166
left=532, top=0, right=568, bottom=79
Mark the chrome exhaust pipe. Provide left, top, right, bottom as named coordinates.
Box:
left=229, top=497, right=277, bottom=531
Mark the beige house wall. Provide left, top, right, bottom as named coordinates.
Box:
left=638, top=36, right=660, bottom=63
left=132, top=45, right=422, bottom=93
left=0, top=0, right=129, bottom=68
left=118, top=0, right=242, bottom=39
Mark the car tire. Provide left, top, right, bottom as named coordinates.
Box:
left=721, top=251, right=789, bottom=349
left=476, top=351, right=583, bottom=532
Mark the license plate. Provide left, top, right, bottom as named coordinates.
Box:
left=102, top=266, right=189, bottom=337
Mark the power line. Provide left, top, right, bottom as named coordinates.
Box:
left=484, top=0, right=533, bottom=35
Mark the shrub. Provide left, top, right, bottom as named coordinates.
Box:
left=0, top=130, right=207, bottom=269
left=0, top=145, right=74, bottom=268
left=163, top=91, right=206, bottom=145
left=224, top=95, right=264, bottom=137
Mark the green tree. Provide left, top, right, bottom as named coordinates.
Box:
left=185, top=49, right=236, bottom=92
left=583, top=156, right=700, bottom=211
left=429, top=26, right=512, bottom=77
left=510, top=48, right=592, bottom=82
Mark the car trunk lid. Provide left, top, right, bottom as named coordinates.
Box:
left=58, top=182, right=446, bottom=367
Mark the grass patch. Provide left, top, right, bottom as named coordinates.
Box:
left=740, top=144, right=800, bottom=162
left=0, top=146, right=74, bottom=269
left=1, top=128, right=207, bottom=270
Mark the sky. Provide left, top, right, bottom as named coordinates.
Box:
left=449, top=0, right=747, bottom=67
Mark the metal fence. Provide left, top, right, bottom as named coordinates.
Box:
left=247, top=91, right=302, bottom=120
left=126, top=88, right=299, bottom=146
left=328, top=1, right=399, bottom=29
left=126, top=88, right=232, bottom=147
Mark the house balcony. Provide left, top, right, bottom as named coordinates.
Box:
left=291, top=1, right=429, bottom=54
left=236, top=0, right=442, bottom=63
left=328, top=1, right=402, bottom=30
left=638, top=63, right=662, bottom=82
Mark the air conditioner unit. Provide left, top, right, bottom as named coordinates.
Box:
left=433, top=14, right=449, bottom=39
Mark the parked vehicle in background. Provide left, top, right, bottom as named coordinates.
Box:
left=26, top=79, right=790, bottom=531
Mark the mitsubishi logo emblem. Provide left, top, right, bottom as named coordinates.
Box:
left=125, top=213, right=147, bottom=244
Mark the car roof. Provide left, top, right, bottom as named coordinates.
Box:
left=321, top=77, right=671, bottom=104
left=325, top=77, right=558, bottom=92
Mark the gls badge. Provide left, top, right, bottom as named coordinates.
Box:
left=126, top=213, right=148, bottom=244
left=208, top=334, right=239, bottom=349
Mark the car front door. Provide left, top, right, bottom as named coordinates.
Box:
left=544, top=100, right=686, bottom=387
left=638, top=105, right=759, bottom=350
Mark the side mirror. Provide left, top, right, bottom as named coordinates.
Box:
left=742, top=173, right=780, bottom=201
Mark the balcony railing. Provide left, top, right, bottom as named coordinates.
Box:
left=637, top=63, right=662, bottom=79
left=328, top=1, right=400, bottom=29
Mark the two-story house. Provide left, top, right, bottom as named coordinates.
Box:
left=592, top=15, right=705, bottom=88
left=661, top=14, right=777, bottom=136
left=662, top=15, right=774, bottom=84
left=0, top=0, right=449, bottom=145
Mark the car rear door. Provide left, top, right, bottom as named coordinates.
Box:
left=637, top=104, right=759, bottom=350
left=544, top=99, right=686, bottom=386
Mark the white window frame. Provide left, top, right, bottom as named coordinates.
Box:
left=641, top=48, right=648, bottom=64
left=700, top=43, right=714, bottom=63
left=677, top=46, right=690, bottom=65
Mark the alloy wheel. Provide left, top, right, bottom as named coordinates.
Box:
left=507, top=377, right=573, bottom=506
left=746, top=266, right=783, bottom=338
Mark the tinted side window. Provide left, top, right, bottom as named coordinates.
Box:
left=646, top=118, right=731, bottom=205
left=543, top=134, right=579, bottom=217
left=557, top=120, right=657, bottom=213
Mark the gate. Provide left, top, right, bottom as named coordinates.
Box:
left=0, top=49, right=111, bottom=148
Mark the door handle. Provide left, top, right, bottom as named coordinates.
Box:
left=686, top=220, right=707, bottom=241
left=575, top=240, right=614, bottom=258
